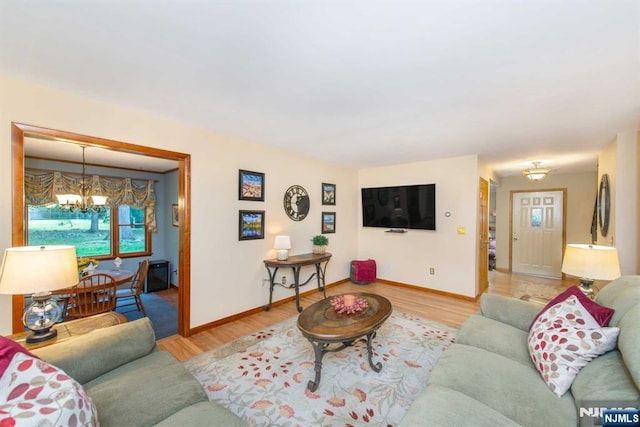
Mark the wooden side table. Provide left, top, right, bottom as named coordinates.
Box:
left=263, top=252, right=332, bottom=312
left=6, top=311, right=127, bottom=350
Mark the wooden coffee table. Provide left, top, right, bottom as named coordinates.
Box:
left=297, top=293, right=392, bottom=391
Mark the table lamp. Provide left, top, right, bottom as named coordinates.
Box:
left=274, top=235, right=291, bottom=261
left=561, top=244, right=620, bottom=299
left=0, top=245, right=78, bottom=343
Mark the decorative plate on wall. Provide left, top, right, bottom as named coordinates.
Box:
left=283, top=185, right=309, bottom=221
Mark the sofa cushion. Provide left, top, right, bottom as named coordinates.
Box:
left=455, top=314, right=532, bottom=367
left=617, top=304, right=640, bottom=389
left=571, top=350, right=640, bottom=403
left=155, top=401, right=246, bottom=426
left=595, top=276, right=640, bottom=326
left=529, top=286, right=614, bottom=330
left=398, top=385, right=520, bottom=427
left=0, top=352, right=99, bottom=426
left=33, top=318, right=156, bottom=385
left=528, top=295, right=619, bottom=397
left=480, top=294, right=541, bottom=332
left=85, top=351, right=207, bottom=427
left=428, top=344, right=577, bottom=426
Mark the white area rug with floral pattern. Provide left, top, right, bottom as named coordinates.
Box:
left=184, top=311, right=456, bottom=426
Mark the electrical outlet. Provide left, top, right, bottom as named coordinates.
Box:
left=282, top=276, right=287, bottom=285
left=429, top=267, right=435, bottom=275
left=262, top=279, right=270, bottom=287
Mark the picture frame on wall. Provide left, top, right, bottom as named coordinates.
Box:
left=322, top=183, right=336, bottom=205
left=321, top=211, right=336, bottom=234
left=171, top=204, right=179, bottom=227
left=239, top=210, right=265, bottom=240
left=239, top=169, right=265, bottom=201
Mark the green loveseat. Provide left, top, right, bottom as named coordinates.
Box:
left=399, top=276, right=640, bottom=427
left=32, top=318, right=245, bottom=426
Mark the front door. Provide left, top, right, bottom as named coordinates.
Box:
left=511, top=190, right=565, bottom=278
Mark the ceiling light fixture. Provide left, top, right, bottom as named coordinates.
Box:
left=522, top=161, right=551, bottom=182
left=56, top=146, right=107, bottom=213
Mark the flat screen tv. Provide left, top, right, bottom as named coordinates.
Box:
left=361, top=184, right=436, bottom=230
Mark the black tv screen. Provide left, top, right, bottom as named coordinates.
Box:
left=361, top=184, right=436, bottom=230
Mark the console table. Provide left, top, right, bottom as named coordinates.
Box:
left=263, top=253, right=332, bottom=312
left=7, top=312, right=127, bottom=350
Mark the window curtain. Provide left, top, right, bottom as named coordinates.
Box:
left=24, top=169, right=157, bottom=232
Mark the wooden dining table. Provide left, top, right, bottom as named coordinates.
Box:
left=52, top=269, right=135, bottom=320
left=97, top=269, right=135, bottom=285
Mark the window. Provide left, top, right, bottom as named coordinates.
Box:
left=27, top=204, right=151, bottom=259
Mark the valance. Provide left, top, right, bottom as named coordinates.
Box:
left=25, top=169, right=157, bottom=232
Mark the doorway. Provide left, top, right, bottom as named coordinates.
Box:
left=11, top=123, right=192, bottom=336
left=510, top=189, right=566, bottom=278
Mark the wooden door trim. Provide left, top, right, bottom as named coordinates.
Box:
left=508, top=188, right=567, bottom=276
left=477, top=177, right=489, bottom=296
left=11, top=123, right=192, bottom=336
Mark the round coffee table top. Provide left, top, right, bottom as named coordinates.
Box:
left=297, top=293, right=392, bottom=342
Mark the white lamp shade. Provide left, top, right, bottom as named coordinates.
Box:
left=274, top=235, right=292, bottom=250
left=561, top=244, right=621, bottom=280
left=91, top=195, right=108, bottom=206
left=56, top=194, right=82, bottom=205
left=0, top=245, right=79, bottom=294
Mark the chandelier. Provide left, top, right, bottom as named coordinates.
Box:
left=55, top=146, right=107, bottom=213
left=522, top=161, right=550, bottom=182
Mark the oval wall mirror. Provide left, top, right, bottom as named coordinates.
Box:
left=598, top=174, right=610, bottom=237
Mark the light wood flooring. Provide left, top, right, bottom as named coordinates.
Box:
left=156, top=270, right=573, bottom=362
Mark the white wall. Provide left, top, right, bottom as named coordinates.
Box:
left=598, top=131, right=639, bottom=274
left=358, top=155, right=479, bottom=298
left=494, top=172, right=598, bottom=271
left=0, top=75, right=358, bottom=334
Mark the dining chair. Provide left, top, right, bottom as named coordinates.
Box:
left=51, top=287, right=74, bottom=321
left=67, top=273, right=118, bottom=319
left=115, top=259, right=149, bottom=316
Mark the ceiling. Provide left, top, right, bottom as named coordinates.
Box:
left=2, top=1, right=639, bottom=177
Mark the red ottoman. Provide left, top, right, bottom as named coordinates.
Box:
left=350, top=259, right=377, bottom=284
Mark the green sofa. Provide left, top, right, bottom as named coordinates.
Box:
left=399, top=276, right=640, bottom=427
left=32, top=317, right=245, bottom=426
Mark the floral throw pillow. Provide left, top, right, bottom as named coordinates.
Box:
left=0, top=352, right=99, bottom=426
left=528, top=285, right=615, bottom=330
left=528, top=295, right=620, bottom=397
left=0, top=335, right=39, bottom=378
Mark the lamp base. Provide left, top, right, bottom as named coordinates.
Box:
left=276, top=249, right=289, bottom=261
left=25, top=327, right=58, bottom=344
left=578, top=278, right=596, bottom=300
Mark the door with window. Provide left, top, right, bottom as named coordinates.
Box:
left=511, top=190, right=565, bottom=278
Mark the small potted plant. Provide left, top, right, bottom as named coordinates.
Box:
left=311, top=235, right=329, bottom=254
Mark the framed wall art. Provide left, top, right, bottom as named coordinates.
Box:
left=239, top=210, right=265, bottom=240
left=171, top=204, right=179, bottom=227
left=322, top=183, right=336, bottom=205
left=239, top=169, right=265, bottom=201
left=321, top=211, right=336, bottom=234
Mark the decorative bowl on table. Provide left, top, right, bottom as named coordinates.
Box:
left=330, top=294, right=368, bottom=314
